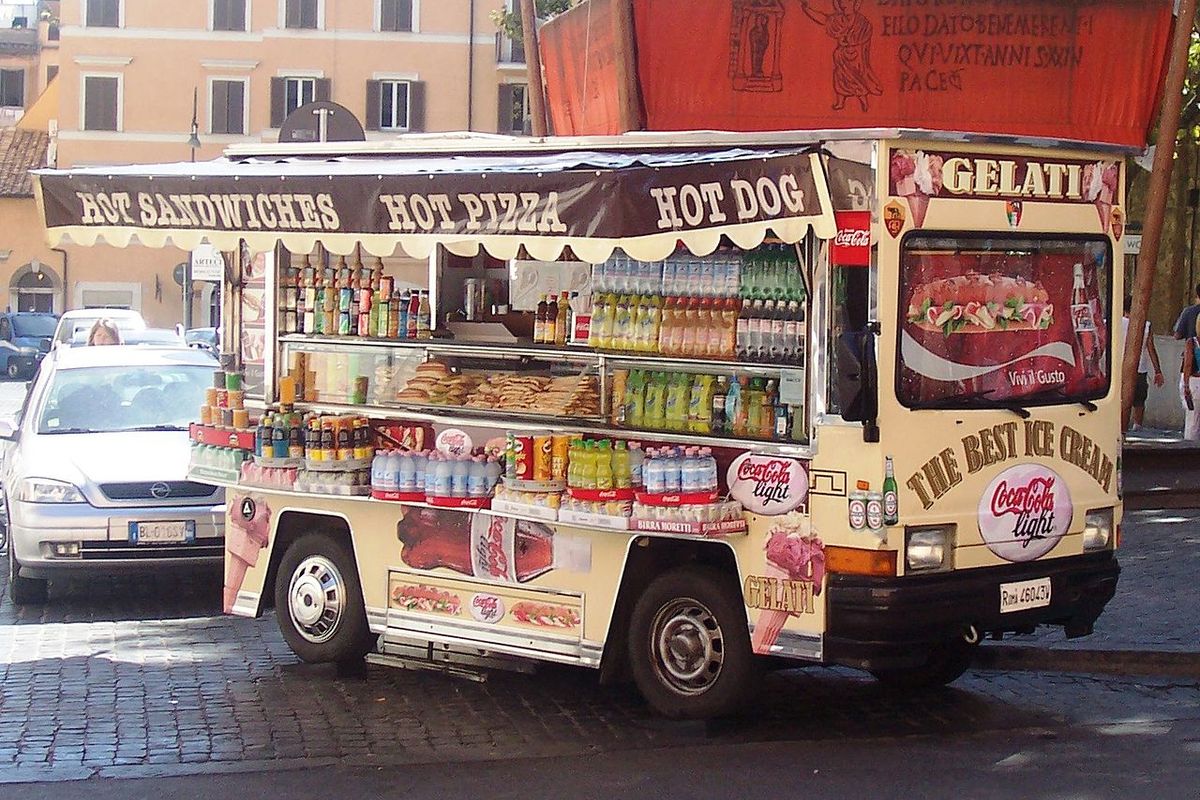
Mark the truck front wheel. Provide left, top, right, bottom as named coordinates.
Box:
left=274, top=533, right=372, bottom=665
left=628, top=565, right=759, bottom=719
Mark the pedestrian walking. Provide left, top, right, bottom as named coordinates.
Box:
left=1183, top=330, right=1200, bottom=441
left=1122, top=296, right=1164, bottom=431
left=1172, top=283, right=1200, bottom=340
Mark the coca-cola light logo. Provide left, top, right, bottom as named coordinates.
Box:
left=727, top=454, right=809, bottom=516
left=978, top=464, right=1071, bottom=562
left=469, top=593, right=505, bottom=624
left=471, top=514, right=515, bottom=581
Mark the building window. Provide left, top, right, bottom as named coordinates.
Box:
left=498, top=83, right=531, bottom=135
left=270, top=76, right=329, bottom=127
left=10, top=266, right=59, bottom=314
left=366, top=79, right=424, bottom=132
left=85, top=0, right=120, bottom=27
left=0, top=69, right=23, bottom=108
left=379, top=0, right=413, bottom=32
left=82, top=75, right=120, bottom=131
left=495, top=0, right=525, bottom=64
left=213, top=0, right=248, bottom=31
left=76, top=282, right=140, bottom=311
left=210, top=79, right=246, bottom=135
left=284, top=0, right=319, bottom=29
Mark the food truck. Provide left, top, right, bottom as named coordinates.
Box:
left=31, top=0, right=1174, bottom=719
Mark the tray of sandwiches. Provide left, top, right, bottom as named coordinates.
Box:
left=387, top=359, right=603, bottom=420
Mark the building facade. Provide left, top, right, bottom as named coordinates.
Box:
left=27, top=0, right=529, bottom=327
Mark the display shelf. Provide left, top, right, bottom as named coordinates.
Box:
left=426, top=495, right=491, bottom=509
left=630, top=517, right=748, bottom=536
left=558, top=508, right=630, bottom=530
left=566, top=487, right=636, bottom=502
left=491, top=497, right=560, bottom=522
left=635, top=490, right=720, bottom=506
left=255, top=455, right=304, bottom=468
left=371, top=489, right=426, bottom=502
left=188, top=464, right=242, bottom=484
left=502, top=477, right=567, bottom=493
left=190, top=423, right=255, bottom=450
left=305, top=457, right=373, bottom=472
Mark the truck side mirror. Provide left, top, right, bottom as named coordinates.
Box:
left=836, top=326, right=880, bottom=442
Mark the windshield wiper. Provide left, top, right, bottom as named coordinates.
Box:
left=919, top=388, right=997, bottom=410
left=120, top=425, right=189, bottom=432
left=39, top=427, right=97, bottom=435
left=1015, top=386, right=1098, bottom=412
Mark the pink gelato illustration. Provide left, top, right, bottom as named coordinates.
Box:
left=224, top=494, right=272, bottom=612
left=891, top=150, right=944, bottom=227
left=751, top=523, right=826, bottom=653
left=1083, top=161, right=1119, bottom=231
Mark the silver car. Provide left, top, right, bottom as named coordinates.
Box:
left=1, top=345, right=225, bottom=604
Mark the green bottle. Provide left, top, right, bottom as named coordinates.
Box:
left=883, top=456, right=899, bottom=526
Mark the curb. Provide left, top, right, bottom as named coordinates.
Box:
left=974, top=645, right=1200, bottom=679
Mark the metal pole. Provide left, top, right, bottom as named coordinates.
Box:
left=520, top=0, right=547, bottom=136
left=1123, top=0, right=1197, bottom=430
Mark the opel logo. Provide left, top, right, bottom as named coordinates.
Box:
left=149, top=482, right=172, bottom=499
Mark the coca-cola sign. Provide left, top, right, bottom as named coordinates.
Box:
left=831, top=210, right=871, bottom=267
left=469, top=593, right=505, bottom=624
left=727, top=454, right=809, bottom=516
left=978, top=464, right=1072, bottom=562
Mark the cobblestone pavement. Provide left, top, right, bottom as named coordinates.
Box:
left=1, top=559, right=1197, bottom=785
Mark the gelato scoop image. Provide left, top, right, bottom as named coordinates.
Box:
left=224, top=494, right=273, bottom=613
left=751, top=517, right=826, bottom=654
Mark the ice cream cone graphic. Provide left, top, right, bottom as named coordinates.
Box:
left=1085, top=161, right=1120, bottom=233
left=905, top=193, right=931, bottom=228
left=750, top=563, right=793, bottom=653
left=890, top=150, right=943, bottom=230
left=225, top=494, right=272, bottom=612
left=749, top=523, right=826, bottom=655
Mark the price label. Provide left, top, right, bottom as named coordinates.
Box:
left=779, top=369, right=806, bottom=406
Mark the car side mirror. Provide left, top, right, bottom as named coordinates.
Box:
left=0, top=419, right=17, bottom=441
left=836, top=326, right=880, bottom=442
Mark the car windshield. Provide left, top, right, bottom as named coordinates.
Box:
left=58, top=314, right=143, bottom=343
left=37, top=364, right=211, bottom=434
left=12, top=316, right=57, bottom=338
left=897, top=234, right=1112, bottom=410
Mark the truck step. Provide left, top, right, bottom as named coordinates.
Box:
left=369, top=637, right=537, bottom=683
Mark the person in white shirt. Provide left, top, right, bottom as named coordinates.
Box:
left=1122, top=296, right=1164, bottom=431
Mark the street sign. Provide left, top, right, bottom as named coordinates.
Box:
left=191, top=244, right=226, bottom=282
left=1125, top=234, right=1142, bottom=255
left=173, top=263, right=186, bottom=287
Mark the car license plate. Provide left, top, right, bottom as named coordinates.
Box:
left=129, top=521, right=194, bottom=545
left=999, top=577, right=1052, bottom=613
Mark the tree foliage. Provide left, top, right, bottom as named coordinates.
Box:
left=490, top=0, right=577, bottom=43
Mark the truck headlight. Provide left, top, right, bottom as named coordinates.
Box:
left=905, top=525, right=953, bottom=572
left=18, top=478, right=86, bottom=504
left=1083, top=508, right=1114, bottom=552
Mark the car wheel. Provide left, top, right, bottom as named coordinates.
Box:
left=870, top=641, right=975, bottom=690
left=628, top=565, right=759, bottom=719
left=5, top=363, right=18, bottom=379
left=8, top=546, right=48, bottom=606
left=273, top=533, right=372, bottom=665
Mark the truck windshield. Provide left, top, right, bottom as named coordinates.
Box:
left=896, top=234, right=1112, bottom=410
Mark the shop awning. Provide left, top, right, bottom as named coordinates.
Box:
left=34, top=145, right=836, bottom=263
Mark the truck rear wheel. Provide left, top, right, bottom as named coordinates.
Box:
left=628, top=565, right=758, bottom=719
left=869, top=641, right=974, bottom=690
left=274, top=533, right=372, bottom=665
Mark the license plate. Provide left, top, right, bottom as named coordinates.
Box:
left=129, top=521, right=194, bottom=545
left=999, top=577, right=1052, bottom=613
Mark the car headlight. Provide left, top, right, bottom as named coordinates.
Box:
left=906, top=525, right=954, bottom=572
left=17, top=478, right=86, bottom=504
left=1083, top=508, right=1114, bottom=552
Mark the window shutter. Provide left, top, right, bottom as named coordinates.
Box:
left=84, top=77, right=118, bottom=131
left=228, top=81, right=245, bottom=134
left=408, top=80, right=425, bottom=132
left=211, top=81, right=229, bottom=134
left=497, top=85, right=514, bottom=135
left=365, top=80, right=381, bottom=131
left=315, top=78, right=331, bottom=103
left=270, top=77, right=286, bottom=127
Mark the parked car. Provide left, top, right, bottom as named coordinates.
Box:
left=68, top=327, right=186, bottom=347
left=185, top=327, right=220, bottom=358
left=52, top=308, right=146, bottom=348
left=0, top=344, right=225, bottom=604
left=0, top=311, right=57, bottom=378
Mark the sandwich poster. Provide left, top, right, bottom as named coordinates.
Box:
left=897, top=237, right=1110, bottom=407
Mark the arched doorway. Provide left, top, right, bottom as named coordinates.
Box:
left=9, top=263, right=60, bottom=314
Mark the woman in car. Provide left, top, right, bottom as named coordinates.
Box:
left=87, top=318, right=122, bottom=346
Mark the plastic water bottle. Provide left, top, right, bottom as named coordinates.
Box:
left=413, top=451, right=427, bottom=492
left=434, top=455, right=453, bottom=497
left=628, top=442, right=644, bottom=488
left=699, top=447, right=718, bottom=492
left=397, top=451, right=416, bottom=492
left=467, top=456, right=488, bottom=497
left=371, top=452, right=388, bottom=490
left=643, top=448, right=665, bottom=494
left=451, top=456, right=470, bottom=498
left=681, top=447, right=702, bottom=493
left=661, top=448, right=681, bottom=493
left=485, top=456, right=502, bottom=492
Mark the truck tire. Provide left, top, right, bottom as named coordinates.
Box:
left=869, top=641, right=974, bottom=690
left=8, top=548, right=48, bottom=606
left=274, top=533, right=372, bottom=665
left=628, top=565, right=759, bottom=719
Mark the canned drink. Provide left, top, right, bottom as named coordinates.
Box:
left=533, top=434, right=553, bottom=482
left=204, top=387, right=219, bottom=407
left=512, top=435, right=535, bottom=480
left=227, top=390, right=245, bottom=410
left=551, top=434, right=570, bottom=481
left=215, top=389, right=229, bottom=409
left=232, top=409, right=250, bottom=429
left=865, top=492, right=884, bottom=532
left=199, top=405, right=213, bottom=425
left=505, top=432, right=516, bottom=479
left=848, top=491, right=867, bottom=531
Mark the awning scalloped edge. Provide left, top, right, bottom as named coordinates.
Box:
left=43, top=213, right=837, bottom=264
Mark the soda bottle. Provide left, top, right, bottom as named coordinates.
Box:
left=416, top=290, right=431, bottom=339
left=546, top=293, right=559, bottom=345
left=680, top=297, right=700, bottom=357
left=1070, top=263, right=1100, bottom=378
left=388, top=291, right=402, bottom=338
left=375, top=287, right=389, bottom=338
left=628, top=442, right=644, bottom=488
left=658, top=297, right=677, bottom=355
left=688, top=373, right=716, bottom=434
left=625, top=369, right=647, bottom=429
left=405, top=290, right=419, bottom=339
left=664, top=371, right=690, bottom=432
left=612, top=294, right=632, bottom=350
left=712, top=376, right=729, bottom=434
left=736, top=299, right=752, bottom=361
left=730, top=376, right=749, bottom=437
left=644, top=371, right=669, bottom=430
left=613, top=441, right=631, bottom=489
left=595, top=441, right=614, bottom=490
left=580, top=441, right=599, bottom=489
left=589, top=292, right=609, bottom=349
left=883, top=456, right=900, bottom=526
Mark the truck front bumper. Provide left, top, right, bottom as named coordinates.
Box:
left=823, top=552, right=1119, bottom=671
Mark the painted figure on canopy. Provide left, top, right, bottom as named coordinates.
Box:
left=801, top=0, right=884, bottom=112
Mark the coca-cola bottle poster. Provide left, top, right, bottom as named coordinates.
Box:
left=898, top=236, right=1110, bottom=407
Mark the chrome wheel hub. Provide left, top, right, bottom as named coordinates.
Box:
left=288, top=555, right=345, bottom=644
left=651, top=598, right=725, bottom=695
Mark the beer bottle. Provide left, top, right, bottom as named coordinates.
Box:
left=883, top=456, right=899, bottom=526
